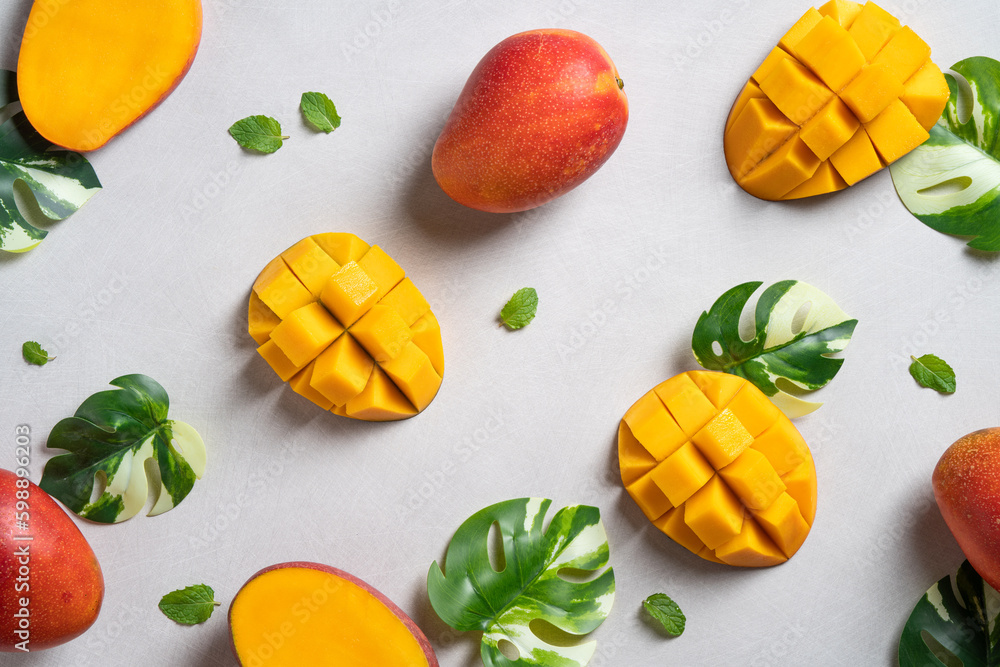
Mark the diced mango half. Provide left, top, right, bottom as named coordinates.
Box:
left=248, top=233, right=444, bottom=422
left=724, top=1, right=948, bottom=200
left=619, top=370, right=817, bottom=566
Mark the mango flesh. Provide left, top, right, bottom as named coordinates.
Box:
left=619, top=371, right=817, bottom=567
left=229, top=563, right=438, bottom=666
left=0, top=469, right=104, bottom=651
left=724, top=1, right=949, bottom=200
left=432, top=29, right=629, bottom=213
left=17, top=0, right=203, bottom=151
left=249, top=234, right=443, bottom=421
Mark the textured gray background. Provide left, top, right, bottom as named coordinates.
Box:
left=1, top=0, right=999, bottom=665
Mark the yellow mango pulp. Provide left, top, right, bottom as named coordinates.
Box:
left=724, top=1, right=949, bottom=200
left=619, top=371, right=817, bottom=567
left=249, top=233, right=443, bottom=421
left=230, top=566, right=433, bottom=666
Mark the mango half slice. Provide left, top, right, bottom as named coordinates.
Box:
left=724, top=1, right=949, bottom=200
left=619, top=371, right=817, bottom=566
left=249, top=234, right=443, bottom=421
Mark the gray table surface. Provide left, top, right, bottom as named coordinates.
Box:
left=1, top=0, right=999, bottom=665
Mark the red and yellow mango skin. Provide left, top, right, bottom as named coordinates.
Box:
left=933, top=428, right=1000, bottom=591
left=432, top=29, right=629, bottom=213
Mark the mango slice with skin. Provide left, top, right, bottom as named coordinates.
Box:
left=619, top=371, right=817, bottom=567
left=249, top=234, right=443, bottom=421
left=724, top=1, right=949, bottom=200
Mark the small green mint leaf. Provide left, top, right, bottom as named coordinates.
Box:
left=229, top=115, right=287, bottom=153
left=643, top=593, right=685, bottom=637
left=22, top=341, right=53, bottom=366
left=158, top=584, right=220, bottom=625
left=500, top=287, right=538, bottom=330
left=300, top=92, right=341, bottom=133
left=909, top=354, right=956, bottom=394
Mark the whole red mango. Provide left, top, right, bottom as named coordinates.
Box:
left=432, top=29, right=629, bottom=213
left=0, top=468, right=104, bottom=652
left=933, top=428, right=1000, bottom=591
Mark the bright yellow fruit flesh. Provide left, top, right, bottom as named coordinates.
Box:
left=724, top=0, right=949, bottom=200
left=619, top=371, right=817, bottom=567
left=249, top=234, right=443, bottom=421
left=230, top=566, right=432, bottom=666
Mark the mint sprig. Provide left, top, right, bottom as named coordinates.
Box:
left=229, top=115, right=288, bottom=153
left=300, top=92, right=341, bottom=133
left=22, top=341, right=54, bottom=366
left=500, top=287, right=538, bottom=330
left=909, top=354, right=956, bottom=394
left=158, top=584, right=220, bottom=625
left=643, top=593, right=685, bottom=636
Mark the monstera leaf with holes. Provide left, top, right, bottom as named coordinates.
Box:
left=890, top=57, right=1000, bottom=251
left=899, top=560, right=1000, bottom=666
left=0, top=69, right=101, bottom=253
left=691, top=280, right=857, bottom=418
left=428, top=498, right=615, bottom=667
left=40, top=375, right=206, bottom=524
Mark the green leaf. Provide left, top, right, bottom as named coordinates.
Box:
left=898, top=560, right=1000, bottom=667
left=300, top=92, right=341, bottom=133
left=909, top=354, right=957, bottom=394
left=691, top=280, right=857, bottom=417
left=40, top=374, right=207, bottom=524
left=0, top=70, right=101, bottom=254
left=428, top=498, right=615, bottom=667
left=228, top=115, right=288, bottom=153
left=500, top=287, right=538, bottom=330
left=158, top=584, right=220, bottom=625
left=890, top=57, right=1000, bottom=251
left=643, top=593, right=685, bottom=637
left=21, top=341, right=53, bottom=366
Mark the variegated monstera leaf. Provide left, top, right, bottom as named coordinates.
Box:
left=890, top=57, right=1000, bottom=252
left=898, top=560, right=1000, bottom=666
left=0, top=69, right=101, bottom=253
left=40, top=375, right=206, bottom=523
left=428, top=498, right=615, bottom=667
left=692, top=280, right=857, bottom=417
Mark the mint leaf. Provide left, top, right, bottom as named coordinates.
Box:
left=158, top=584, right=220, bottom=625
left=300, top=92, right=341, bottom=133
left=643, top=593, right=685, bottom=636
left=229, top=115, right=287, bottom=153
left=909, top=354, right=956, bottom=394
left=500, top=287, right=538, bottom=330
left=22, top=341, right=53, bottom=366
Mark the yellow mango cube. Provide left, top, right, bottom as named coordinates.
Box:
left=683, top=475, right=745, bottom=550
left=653, top=508, right=704, bottom=554
left=871, top=26, right=930, bottom=83
left=778, top=7, right=824, bottom=52
left=248, top=291, right=281, bottom=345
left=310, top=334, right=375, bottom=407
left=692, top=408, right=754, bottom=469
left=828, top=126, right=883, bottom=186
left=345, top=367, right=417, bottom=421
left=751, top=47, right=795, bottom=86
left=281, top=236, right=341, bottom=297
left=689, top=370, right=743, bottom=409
left=380, top=342, right=442, bottom=412
left=752, top=492, right=811, bottom=558
left=798, top=97, right=860, bottom=162
left=902, top=61, right=950, bottom=131
left=622, top=391, right=687, bottom=461
left=311, top=232, right=370, bottom=265
left=626, top=474, right=673, bottom=522
left=411, top=312, right=445, bottom=376
left=714, top=518, right=787, bottom=567
left=793, top=16, right=866, bottom=91
left=738, top=137, right=821, bottom=200
left=253, top=257, right=315, bottom=319
left=380, top=278, right=431, bottom=326
left=847, top=1, right=900, bottom=60
left=269, top=302, right=345, bottom=367
left=759, top=58, right=834, bottom=126
left=618, top=421, right=658, bottom=486
left=719, top=448, right=786, bottom=511
left=724, top=384, right=782, bottom=438
left=782, top=160, right=848, bottom=200
left=357, top=246, right=405, bottom=300
left=818, top=0, right=863, bottom=28
left=320, top=261, right=380, bottom=328
left=839, top=63, right=904, bottom=123
left=349, top=305, right=413, bottom=363
left=288, top=361, right=334, bottom=411
left=783, top=458, right=819, bottom=524
left=864, top=98, right=929, bottom=164
left=649, top=442, right=715, bottom=508
left=257, top=339, right=304, bottom=382
left=752, top=419, right=809, bottom=475
left=725, top=98, right=797, bottom=179
left=656, top=374, right=717, bottom=435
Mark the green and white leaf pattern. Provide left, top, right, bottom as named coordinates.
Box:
left=898, top=560, right=1000, bottom=667
left=0, top=70, right=102, bottom=253
left=40, top=374, right=206, bottom=524
left=890, top=57, right=1000, bottom=251
left=692, top=280, right=857, bottom=417
left=428, top=498, right=615, bottom=667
